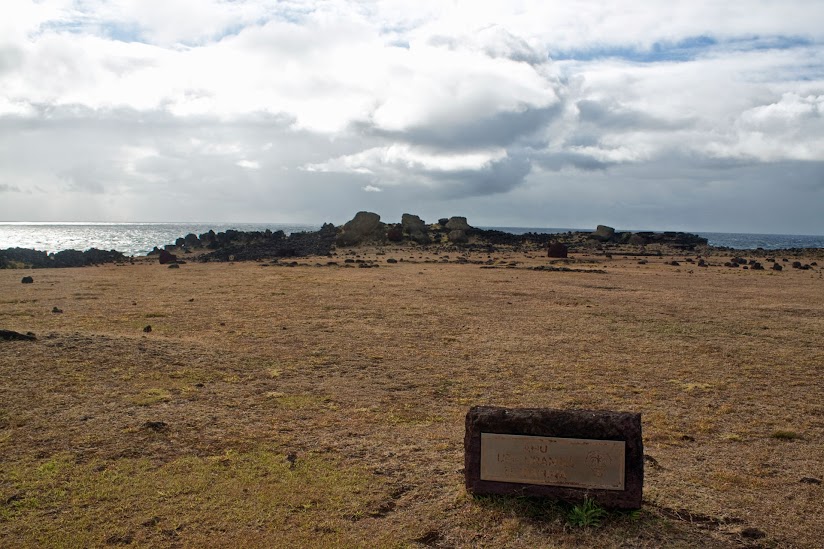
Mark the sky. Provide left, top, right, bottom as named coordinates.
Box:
left=0, top=1, right=823, bottom=234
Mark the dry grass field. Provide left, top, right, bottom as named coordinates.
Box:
left=1, top=246, right=822, bottom=548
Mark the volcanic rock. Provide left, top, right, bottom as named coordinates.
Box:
left=0, top=329, right=37, bottom=341
left=401, top=213, right=426, bottom=233
left=445, top=217, right=471, bottom=231
left=402, top=213, right=431, bottom=245
left=448, top=230, right=469, bottom=244
left=337, top=211, right=383, bottom=246
left=159, top=250, right=177, bottom=265
left=547, top=242, right=568, bottom=258
left=184, top=233, right=200, bottom=248
left=386, top=227, right=403, bottom=242
left=21, top=276, right=33, bottom=284
left=592, top=225, right=616, bottom=241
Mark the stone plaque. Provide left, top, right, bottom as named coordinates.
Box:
left=465, top=406, right=643, bottom=509
left=480, top=433, right=625, bottom=490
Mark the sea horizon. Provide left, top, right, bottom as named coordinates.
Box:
left=1, top=221, right=823, bottom=256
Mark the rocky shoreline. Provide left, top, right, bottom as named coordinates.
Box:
left=1, top=211, right=821, bottom=268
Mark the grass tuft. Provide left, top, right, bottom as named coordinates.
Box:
left=566, top=497, right=609, bottom=528
left=770, top=430, right=802, bottom=441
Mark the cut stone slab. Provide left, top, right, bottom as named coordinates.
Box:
left=465, top=406, right=643, bottom=509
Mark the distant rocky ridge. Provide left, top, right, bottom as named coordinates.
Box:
left=0, top=247, right=127, bottom=269
left=140, top=211, right=711, bottom=263
left=9, top=211, right=815, bottom=269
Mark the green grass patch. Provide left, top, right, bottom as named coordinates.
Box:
left=132, top=388, right=171, bottom=406
left=567, top=497, right=608, bottom=528
left=0, top=449, right=386, bottom=546
left=770, top=430, right=802, bottom=441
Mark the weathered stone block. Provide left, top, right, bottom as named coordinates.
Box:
left=465, top=406, right=643, bottom=509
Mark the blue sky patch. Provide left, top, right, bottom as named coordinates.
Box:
left=552, top=34, right=813, bottom=63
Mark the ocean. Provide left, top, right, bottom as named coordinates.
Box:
left=0, top=222, right=822, bottom=256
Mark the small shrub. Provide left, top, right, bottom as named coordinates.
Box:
left=770, top=430, right=801, bottom=441
left=567, top=497, right=608, bottom=528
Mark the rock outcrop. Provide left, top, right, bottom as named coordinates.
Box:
left=0, top=247, right=127, bottom=269
left=402, top=214, right=431, bottom=245
left=336, top=211, right=383, bottom=246
left=592, top=225, right=616, bottom=241
left=198, top=223, right=337, bottom=262
left=158, top=249, right=178, bottom=264
left=445, top=217, right=471, bottom=231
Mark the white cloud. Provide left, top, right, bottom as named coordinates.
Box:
left=307, top=145, right=508, bottom=174
left=0, top=1, right=822, bottom=232
left=236, top=159, right=260, bottom=169
left=362, top=185, right=382, bottom=192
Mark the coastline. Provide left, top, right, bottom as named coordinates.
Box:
left=1, top=219, right=823, bottom=257
left=1, top=214, right=823, bottom=270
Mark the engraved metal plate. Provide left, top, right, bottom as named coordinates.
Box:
left=480, top=433, right=626, bottom=490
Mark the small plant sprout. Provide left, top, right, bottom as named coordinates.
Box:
left=567, top=497, right=608, bottom=528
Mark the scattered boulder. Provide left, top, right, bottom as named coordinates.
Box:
left=409, top=231, right=431, bottom=245
left=168, top=263, right=180, bottom=269
left=592, top=225, right=616, bottom=241
left=445, top=217, right=471, bottom=231
left=697, top=259, right=707, bottom=267
left=337, top=211, right=383, bottom=246
left=159, top=250, right=177, bottom=265
left=143, top=421, right=168, bottom=432
left=401, top=213, right=426, bottom=233
left=386, top=258, right=398, bottom=264
left=740, top=528, right=766, bottom=540
left=21, top=276, right=33, bottom=284
left=184, top=233, right=200, bottom=248
left=547, top=242, right=568, bottom=258
left=52, top=307, right=63, bottom=313
left=448, top=230, right=469, bottom=244
left=1, top=329, right=37, bottom=341
left=402, top=213, right=430, bottom=245
left=772, top=263, right=783, bottom=271
left=143, top=325, right=152, bottom=333
left=438, top=218, right=449, bottom=226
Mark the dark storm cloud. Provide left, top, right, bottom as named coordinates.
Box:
left=369, top=104, right=562, bottom=150
left=576, top=99, right=695, bottom=131
left=437, top=153, right=533, bottom=198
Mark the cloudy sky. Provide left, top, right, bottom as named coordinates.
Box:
left=1, top=1, right=823, bottom=233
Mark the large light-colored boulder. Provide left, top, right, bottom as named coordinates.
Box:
left=336, top=211, right=382, bottom=246
left=401, top=213, right=426, bottom=233
left=445, top=216, right=471, bottom=231
left=592, top=224, right=615, bottom=241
